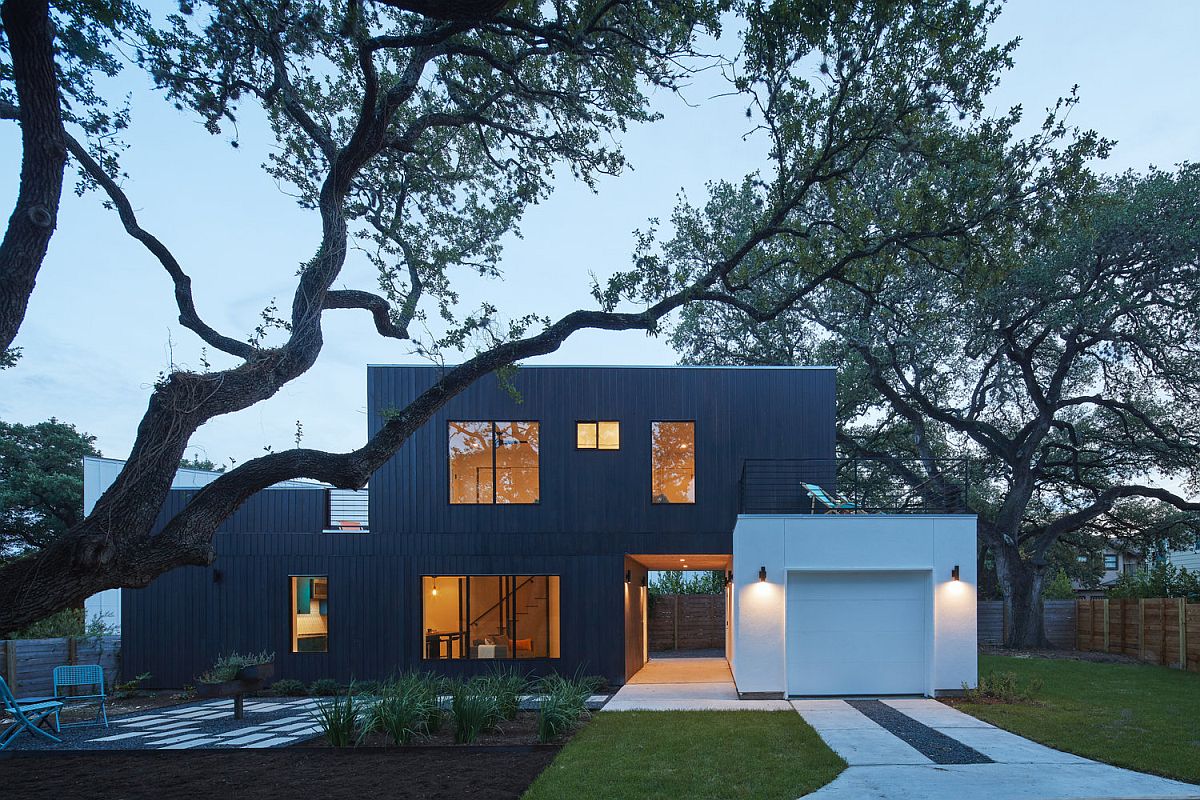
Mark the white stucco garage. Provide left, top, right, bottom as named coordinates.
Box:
left=730, top=514, right=977, bottom=698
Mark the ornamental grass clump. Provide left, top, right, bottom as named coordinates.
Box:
left=535, top=673, right=595, bottom=743
left=450, top=679, right=502, bottom=744
left=369, top=687, right=433, bottom=745
left=481, top=664, right=529, bottom=720
left=313, top=683, right=364, bottom=747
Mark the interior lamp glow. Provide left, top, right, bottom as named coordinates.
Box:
left=759, top=566, right=767, bottom=582
left=951, top=564, right=960, bottom=581
left=431, top=577, right=438, bottom=597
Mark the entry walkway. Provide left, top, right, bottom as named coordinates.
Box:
left=606, top=657, right=791, bottom=710
left=796, top=698, right=1200, bottom=799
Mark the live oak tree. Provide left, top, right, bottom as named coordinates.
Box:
left=0, top=418, right=101, bottom=562
left=0, top=0, right=1058, bottom=630
left=674, top=165, right=1200, bottom=647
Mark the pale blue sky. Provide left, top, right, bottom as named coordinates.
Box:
left=1, top=0, right=1197, bottom=466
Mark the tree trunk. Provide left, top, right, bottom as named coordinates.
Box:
left=992, top=542, right=1051, bottom=648
left=0, top=0, right=67, bottom=355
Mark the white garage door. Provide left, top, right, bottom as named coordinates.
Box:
left=787, top=571, right=928, bottom=696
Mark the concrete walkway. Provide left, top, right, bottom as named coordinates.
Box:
left=795, top=699, right=1200, bottom=799
left=605, top=657, right=791, bottom=710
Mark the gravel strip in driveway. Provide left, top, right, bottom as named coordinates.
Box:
left=845, top=699, right=992, bottom=765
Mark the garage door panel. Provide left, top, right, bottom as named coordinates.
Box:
left=792, top=599, right=925, bottom=634
left=787, top=571, right=929, bottom=696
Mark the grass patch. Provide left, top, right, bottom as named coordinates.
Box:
left=954, top=655, right=1200, bottom=783
left=523, top=711, right=844, bottom=800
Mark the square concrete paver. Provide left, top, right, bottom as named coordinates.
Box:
left=814, top=727, right=935, bottom=766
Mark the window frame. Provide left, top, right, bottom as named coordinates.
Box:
left=290, top=574, right=329, bottom=654
left=1104, top=553, right=1119, bottom=571
left=419, top=573, right=561, bottom=661
left=649, top=419, right=696, bottom=505
left=447, top=419, right=541, bottom=505
left=575, top=420, right=620, bottom=451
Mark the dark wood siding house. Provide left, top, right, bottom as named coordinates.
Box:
left=122, top=365, right=835, bottom=688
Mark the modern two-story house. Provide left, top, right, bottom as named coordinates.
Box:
left=117, top=365, right=978, bottom=697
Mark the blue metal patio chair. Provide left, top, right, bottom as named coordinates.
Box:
left=0, top=673, right=63, bottom=750
left=53, top=664, right=108, bottom=728
left=801, top=482, right=857, bottom=512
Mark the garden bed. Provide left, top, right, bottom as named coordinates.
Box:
left=0, top=748, right=559, bottom=800
left=302, top=709, right=575, bottom=748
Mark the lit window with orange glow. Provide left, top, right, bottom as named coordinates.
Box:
left=291, top=576, right=328, bottom=653
left=422, top=575, right=560, bottom=660
left=449, top=421, right=539, bottom=504
left=651, top=421, right=695, bottom=503
left=576, top=421, right=620, bottom=450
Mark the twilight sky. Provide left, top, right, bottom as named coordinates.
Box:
left=1, top=0, right=1198, bottom=467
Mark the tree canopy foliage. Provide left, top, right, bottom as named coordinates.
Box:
left=0, top=0, right=1090, bottom=630
left=674, top=164, right=1200, bottom=646
left=0, top=417, right=100, bottom=561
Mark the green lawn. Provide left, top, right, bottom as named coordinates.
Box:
left=523, top=711, right=846, bottom=800
left=957, top=655, right=1200, bottom=783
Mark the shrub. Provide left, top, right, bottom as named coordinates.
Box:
left=309, top=678, right=342, bottom=696
left=113, top=672, right=151, bottom=700
left=391, top=671, right=445, bottom=733
left=534, top=673, right=593, bottom=743
left=355, top=680, right=383, bottom=697
left=963, top=671, right=1043, bottom=703
left=312, top=687, right=364, bottom=747
left=481, top=665, right=529, bottom=720
left=272, top=678, right=306, bottom=696
left=450, top=680, right=501, bottom=744
left=198, top=651, right=274, bottom=684
left=369, top=688, right=433, bottom=745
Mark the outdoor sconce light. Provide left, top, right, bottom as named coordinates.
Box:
left=952, top=565, right=960, bottom=581
left=625, top=570, right=632, bottom=584
left=759, top=566, right=767, bottom=582
left=726, top=570, right=734, bottom=586
left=641, top=575, right=648, bottom=587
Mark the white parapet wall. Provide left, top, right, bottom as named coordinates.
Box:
left=731, top=514, right=977, bottom=698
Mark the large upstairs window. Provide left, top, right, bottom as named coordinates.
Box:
left=651, top=421, right=695, bottom=504
left=422, top=575, right=560, bottom=660
left=449, top=421, right=540, bottom=504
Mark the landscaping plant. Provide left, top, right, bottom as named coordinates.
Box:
left=197, top=651, right=273, bottom=684
left=369, top=685, right=434, bottom=746
left=963, top=670, right=1044, bottom=703
left=113, top=672, right=151, bottom=700
left=449, top=679, right=502, bottom=744
left=271, top=678, right=306, bottom=697
left=535, top=673, right=596, bottom=743
left=482, top=665, right=529, bottom=721
left=308, top=678, right=342, bottom=696
left=312, top=685, right=364, bottom=747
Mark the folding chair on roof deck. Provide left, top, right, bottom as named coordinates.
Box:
left=53, top=664, right=108, bottom=728
left=801, top=482, right=857, bottom=512
left=0, top=673, right=62, bottom=750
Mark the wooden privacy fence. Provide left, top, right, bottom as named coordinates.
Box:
left=649, top=594, right=725, bottom=651
left=0, top=636, right=121, bottom=696
left=1077, top=598, right=1199, bottom=672
left=978, top=600, right=1076, bottom=649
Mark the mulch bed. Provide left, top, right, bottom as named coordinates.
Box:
left=0, top=748, right=559, bottom=800
left=980, top=645, right=1141, bottom=665
left=302, top=710, right=556, bottom=748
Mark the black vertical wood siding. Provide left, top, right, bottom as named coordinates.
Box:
left=123, top=366, right=834, bottom=687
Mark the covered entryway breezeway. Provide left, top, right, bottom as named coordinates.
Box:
left=622, top=554, right=732, bottom=685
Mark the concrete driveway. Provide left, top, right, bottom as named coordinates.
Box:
left=795, top=698, right=1200, bottom=800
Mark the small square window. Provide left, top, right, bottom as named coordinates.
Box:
left=577, top=421, right=619, bottom=450
left=1104, top=554, right=1118, bottom=571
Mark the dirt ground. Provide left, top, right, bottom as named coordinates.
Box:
left=0, top=747, right=560, bottom=799
left=303, top=710, right=561, bottom=748
left=980, top=645, right=1141, bottom=664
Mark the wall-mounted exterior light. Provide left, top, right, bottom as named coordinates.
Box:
left=625, top=570, right=632, bottom=584
left=759, top=566, right=767, bottom=582
left=641, top=575, right=648, bottom=587
left=726, top=570, right=733, bottom=586
left=952, top=564, right=960, bottom=581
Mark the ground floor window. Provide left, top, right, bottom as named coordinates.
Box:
left=292, top=576, right=328, bottom=652
left=422, top=575, right=560, bottom=660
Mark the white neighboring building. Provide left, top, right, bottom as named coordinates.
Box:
left=730, top=513, right=977, bottom=698
left=1167, top=539, right=1200, bottom=573
left=82, top=456, right=323, bottom=632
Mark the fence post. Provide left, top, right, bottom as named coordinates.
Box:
left=1179, top=598, right=1187, bottom=670
left=673, top=595, right=679, bottom=651
left=1139, top=598, right=1146, bottom=661
left=68, top=636, right=78, bottom=666
left=1102, top=599, right=1110, bottom=652
left=4, top=640, right=15, bottom=694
